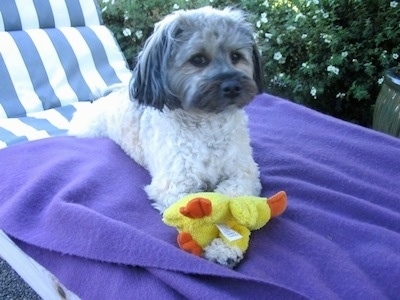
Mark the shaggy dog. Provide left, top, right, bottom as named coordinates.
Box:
left=69, top=7, right=264, bottom=214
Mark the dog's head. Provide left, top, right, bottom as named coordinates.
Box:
left=130, top=6, right=264, bottom=113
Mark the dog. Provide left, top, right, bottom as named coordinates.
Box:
left=69, top=6, right=264, bottom=214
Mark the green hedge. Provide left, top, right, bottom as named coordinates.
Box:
left=99, top=0, right=400, bottom=127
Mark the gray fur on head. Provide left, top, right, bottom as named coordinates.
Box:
left=130, top=6, right=264, bottom=112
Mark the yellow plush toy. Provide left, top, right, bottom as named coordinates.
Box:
left=163, top=191, right=287, bottom=267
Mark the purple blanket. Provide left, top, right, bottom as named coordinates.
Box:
left=1, top=93, right=400, bottom=299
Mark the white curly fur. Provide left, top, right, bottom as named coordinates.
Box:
left=69, top=7, right=262, bottom=212
left=203, top=238, right=244, bottom=268
left=69, top=87, right=261, bottom=212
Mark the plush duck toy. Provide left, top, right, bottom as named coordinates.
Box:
left=163, top=191, right=287, bottom=268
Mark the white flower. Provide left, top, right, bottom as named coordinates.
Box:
left=122, top=28, right=131, bottom=37
left=393, top=53, right=399, bottom=60
left=273, top=52, right=283, bottom=61
left=301, top=34, right=308, bottom=39
left=264, top=33, right=272, bottom=41
left=173, top=4, right=179, bottom=10
left=135, top=30, right=143, bottom=39
left=264, top=33, right=273, bottom=39
left=323, top=12, right=329, bottom=18
left=287, top=25, right=296, bottom=31
left=378, top=77, right=384, bottom=85
left=310, top=87, right=317, bottom=98
left=327, top=65, right=339, bottom=75
left=271, top=73, right=287, bottom=87
left=390, top=1, right=398, bottom=8
left=336, top=92, right=346, bottom=99
left=102, top=0, right=109, bottom=3
left=295, top=13, right=306, bottom=22
left=256, top=20, right=261, bottom=28
left=260, top=13, right=268, bottom=23
left=341, top=51, right=348, bottom=58
left=306, top=0, right=319, bottom=6
left=321, top=33, right=332, bottom=44
left=262, top=0, right=269, bottom=8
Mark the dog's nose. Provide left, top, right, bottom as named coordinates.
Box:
left=221, top=80, right=241, bottom=98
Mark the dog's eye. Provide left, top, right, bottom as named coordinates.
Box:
left=230, top=52, right=242, bottom=64
left=189, top=54, right=209, bottom=67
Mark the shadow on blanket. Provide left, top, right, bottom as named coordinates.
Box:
left=0, top=93, right=399, bottom=299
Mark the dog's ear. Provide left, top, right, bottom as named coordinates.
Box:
left=229, top=7, right=264, bottom=94
left=129, top=20, right=181, bottom=110
left=252, top=44, right=264, bottom=94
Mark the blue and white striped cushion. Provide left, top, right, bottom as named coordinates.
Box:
left=0, top=25, right=131, bottom=118
left=0, top=102, right=92, bottom=149
left=0, top=0, right=132, bottom=148
left=0, top=0, right=101, bottom=31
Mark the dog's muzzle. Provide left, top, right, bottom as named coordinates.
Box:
left=190, top=72, right=258, bottom=113
left=221, top=78, right=242, bottom=99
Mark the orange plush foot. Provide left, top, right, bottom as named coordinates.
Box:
left=177, top=232, right=203, bottom=256
left=179, top=197, right=212, bottom=218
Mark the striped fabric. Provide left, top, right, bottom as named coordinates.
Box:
left=0, top=102, right=92, bottom=149
left=0, top=0, right=132, bottom=148
left=0, top=25, right=132, bottom=118
left=0, top=0, right=101, bottom=31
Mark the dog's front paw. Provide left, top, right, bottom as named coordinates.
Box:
left=215, top=178, right=261, bottom=197
left=151, top=201, right=170, bottom=213
left=145, top=177, right=205, bottom=213
left=214, top=180, right=243, bottom=197
left=145, top=183, right=187, bottom=213
left=203, top=238, right=244, bottom=268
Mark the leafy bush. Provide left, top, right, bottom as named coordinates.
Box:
left=99, top=0, right=210, bottom=67
left=99, top=0, right=400, bottom=127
